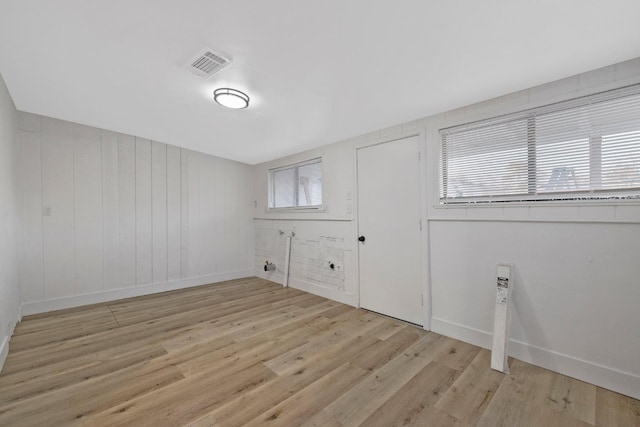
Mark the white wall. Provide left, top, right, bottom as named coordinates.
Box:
left=424, top=58, right=640, bottom=399
left=17, top=113, right=254, bottom=315
left=252, top=120, right=426, bottom=306
left=0, top=72, right=20, bottom=371
left=255, top=219, right=357, bottom=305
left=253, top=57, right=640, bottom=399
left=253, top=139, right=363, bottom=305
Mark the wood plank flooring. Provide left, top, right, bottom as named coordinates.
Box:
left=0, top=277, right=638, bottom=426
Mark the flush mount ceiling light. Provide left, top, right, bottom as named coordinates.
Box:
left=213, top=88, right=250, bottom=109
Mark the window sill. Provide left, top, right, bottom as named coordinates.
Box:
left=430, top=199, right=640, bottom=224
left=266, top=205, right=326, bottom=213
left=434, top=199, right=640, bottom=209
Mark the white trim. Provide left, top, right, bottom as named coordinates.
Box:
left=256, top=268, right=357, bottom=307
left=431, top=317, right=640, bottom=400
left=253, top=217, right=352, bottom=223
left=268, top=157, right=323, bottom=210
left=0, top=335, right=9, bottom=374
left=433, top=199, right=640, bottom=209
left=427, top=75, right=640, bottom=224
left=427, top=217, right=640, bottom=225
left=289, top=277, right=357, bottom=307
left=355, top=133, right=421, bottom=152
left=431, top=317, right=492, bottom=348
left=0, top=308, right=20, bottom=374
left=266, top=206, right=326, bottom=213
left=418, top=130, right=432, bottom=331
left=269, top=157, right=323, bottom=173
left=20, top=269, right=254, bottom=316
left=355, top=133, right=428, bottom=326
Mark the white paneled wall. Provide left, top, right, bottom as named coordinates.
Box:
left=135, top=138, right=153, bottom=286
left=117, top=134, right=136, bottom=288
left=429, top=220, right=640, bottom=397
left=74, top=125, right=102, bottom=295
left=421, top=58, right=640, bottom=399
left=255, top=220, right=357, bottom=306
left=252, top=122, right=365, bottom=306
left=17, top=113, right=254, bottom=314
left=253, top=57, right=640, bottom=399
left=152, top=141, right=168, bottom=284
left=41, top=119, right=75, bottom=298
left=0, top=72, right=20, bottom=371
left=167, top=145, right=182, bottom=281
left=102, top=131, right=120, bottom=290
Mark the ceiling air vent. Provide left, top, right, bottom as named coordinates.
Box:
left=184, top=48, right=231, bottom=79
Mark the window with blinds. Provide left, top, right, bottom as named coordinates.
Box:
left=439, top=84, right=640, bottom=203
left=269, top=158, right=323, bottom=209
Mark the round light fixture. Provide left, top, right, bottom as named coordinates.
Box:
left=213, top=88, right=250, bottom=109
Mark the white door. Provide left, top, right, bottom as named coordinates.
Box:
left=357, top=136, right=423, bottom=325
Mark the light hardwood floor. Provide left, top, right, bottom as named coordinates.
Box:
left=0, top=277, right=638, bottom=426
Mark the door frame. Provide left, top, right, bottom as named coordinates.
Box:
left=353, top=130, right=432, bottom=330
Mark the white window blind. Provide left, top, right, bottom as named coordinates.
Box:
left=269, top=158, right=322, bottom=209
left=440, top=84, right=640, bottom=203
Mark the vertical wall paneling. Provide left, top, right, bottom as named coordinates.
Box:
left=251, top=58, right=640, bottom=400
left=152, top=141, right=168, bottom=283
left=0, top=70, right=20, bottom=373
left=234, top=165, right=244, bottom=273
left=41, top=118, right=76, bottom=298
left=180, top=149, right=190, bottom=279
left=101, top=131, right=120, bottom=290
left=135, top=138, right=153, bottom=285
left=17, top=113, right=254, bottom=314
left=220, top=160, right=232, bottom=270
left=166, top=145, right=182, bottom=281
left=117, top=134, right=136, bottom=288
left=202, top=154, right=217, bottom=275
left=216, top=159, right=230, bottom=271
left=73, top=124, right=103, bottom=294
left=17, top=129, right=44, bottom=302
left=228, top=162, right=246, bottom=271
left=243, top=165, right=254, bottom=271
left=186, top=151, right=201, bottom=277
left=180, top=149, right=190, bottom=278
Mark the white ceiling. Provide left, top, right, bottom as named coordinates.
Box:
left=1, top=1, right=640, bottom=164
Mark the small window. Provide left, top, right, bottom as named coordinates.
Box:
left=440, top=84, right=640, bottom=204
left=269, top=158, right=323, bottom=209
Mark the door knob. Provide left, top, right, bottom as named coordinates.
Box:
left=358, top=235, right=366, bottom=242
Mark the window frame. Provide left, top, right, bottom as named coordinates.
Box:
left=438, top=84, right=640, bottom=205
left=268, top=157, right=324, bottom=211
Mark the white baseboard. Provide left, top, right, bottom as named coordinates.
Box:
left=431, top=317, right=640, bottom=400
left=1, top=303, right=21, bottom=374
left=431, top=317, right=492, bottom=348
left=20, top=269, right=254, bottom=316
left=255, top=268, right=358, bottom=307
left=288, top=277, right=358, bottom=307
left=0, top=335, right=9, bottom=374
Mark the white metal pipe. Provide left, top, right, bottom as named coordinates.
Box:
left=283, top=235, right=292, bottom=288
